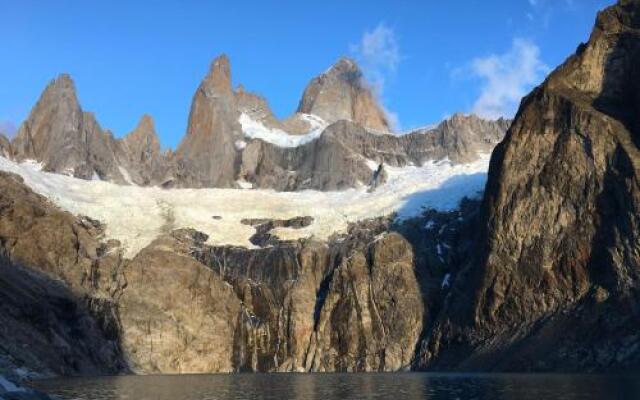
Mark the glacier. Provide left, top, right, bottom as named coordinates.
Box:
left=0, top=154, right=490, bottom=257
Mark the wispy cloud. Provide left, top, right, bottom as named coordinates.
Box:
left=350, top=23, right=401, bottom=130
left=526, top=0, right=576, bottom=26
left=468, top=38, right=548, bottom=119
left=0, top=120, right=17, bottom=138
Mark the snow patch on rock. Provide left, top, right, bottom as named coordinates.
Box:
left=118, top=166, right=134, bottom=185
left=239, top=113, right=326, bottom=147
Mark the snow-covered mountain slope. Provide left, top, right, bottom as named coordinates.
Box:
left=0, top=154, right=490, bottom=257
left=239, top=112, right=327, bottom=147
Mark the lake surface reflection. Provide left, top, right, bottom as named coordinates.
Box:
left=33, top=372, right=640, bottom=400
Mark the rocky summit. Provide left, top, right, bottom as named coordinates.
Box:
left=0, top=1, right=639, bottom=393
left=6, top=56, right=508, bottom=191
left=296, top=57, right=392, bottom=132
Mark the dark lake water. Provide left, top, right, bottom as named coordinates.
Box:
left=32, top=373, right=640, bottom=400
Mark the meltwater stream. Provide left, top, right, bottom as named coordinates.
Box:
left=33, top=373, right=640, bottom=400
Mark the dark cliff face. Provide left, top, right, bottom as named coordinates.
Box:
left=0, top=171, right=127, bottom=377
left=417, top=0, right=640, bottom=372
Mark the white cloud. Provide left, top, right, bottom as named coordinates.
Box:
left=350, top=23, right=402, bottom=130
left=469, top=38, right=548, bottom=119
left=0, top=120, right=17, bottom=138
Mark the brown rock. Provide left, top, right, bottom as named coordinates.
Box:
left=118, top=230, right=242, bottom=373
left=420, top=0, right=640, bottom=372
left=121, top=115, right=169, bottom=185
left=174, top=55, right=241, bottom=188
left=235, top=85, right=283, bottom=131
left=0, top=171, right=127, bottom=376
left=308, top=233, right=424, bottom=371
left=0, top=134, right=12, bottom=158
left=11, top=75, right=130, bottom=183
left=297, top=58, right=391, bottom=132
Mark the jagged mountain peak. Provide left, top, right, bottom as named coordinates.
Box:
left=297, top=57, right=390, bottom=132
left=134, top=114, right=156, bottom=134
left=50, top=73, right=75, bottom=89
left=201, top=54, right=233, bottom=96
left=6, top=54, right=509, bottom=190
left=35, top=73, right=80, bottom=110
left=123, top=114, right=160, bottom=153
left=11, top=73, right=83, bottom=163
left=325, top=57, right=362, bottom=80
left=542, top=0, right=640, bottom=104
left=175, top=54, right=241, bottom=188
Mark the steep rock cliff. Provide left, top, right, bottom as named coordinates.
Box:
left=174, top=55, right=242, bottom=188
left=419, top=0, right=640, bottom=372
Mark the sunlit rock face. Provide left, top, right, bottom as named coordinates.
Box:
left=174, top=55, right=242, bottom=188
left=296, top=57, right=391, bottom=133
left=11, top=75, right=130, bottom=183
left=6, top=54, right=508, bottom=191
left=7, top=1, right=640, bottom=379
left=0, top=169, right=424, bottom=373
left=120, top=115, right=168, bottom=185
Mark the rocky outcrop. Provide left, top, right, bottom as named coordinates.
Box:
left=120, top=226, right=423, bottom=373
left=297, top=58, right=391, bottom=132
left=418, top=0, right=640, bottom=372
left=307, top=232, right=423, bottom=371
left=241, top=216, right=314, bottom=246
left=174, top=55, right=241, bottom=188
left=0, top=168, right=423, bottom=374
left=117, top=229, right=242, bottom=373
left=240, top=116, right=509, bottom=191
left=11, top=75, right=130, bottom=183
left=239, top=120, right=379, bottom=191
left=407, top=113, right=511, bottom=163
left=235, top=85, right=284, bottom=131
left=0, top=171, right=127, bottom=377
left=6, top=56, right=508, bottom=191
left=0, top=134, right=12, bottom=158
left=121, top=115, right=169, bottom=185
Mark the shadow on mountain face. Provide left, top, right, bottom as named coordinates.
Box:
left=392, top=172, right=487, bottom=220
left=389, top=172, right=489, bottom=368
left=0, top=255, right=128, bottom=379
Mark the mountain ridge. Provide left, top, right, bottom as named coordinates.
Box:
left=7, top=57, right=509, bottom=190
left=1, top=2, right=640, bottom=387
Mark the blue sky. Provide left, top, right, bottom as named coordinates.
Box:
left=0, top=0, right=613, bottom=149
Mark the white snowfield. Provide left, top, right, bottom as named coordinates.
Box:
left=0, top=155, right=490, bottom=258
left=239, top=113, right=327, bottom=148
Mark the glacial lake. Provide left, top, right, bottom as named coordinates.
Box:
left=32, top=373, right=640, bottom=400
